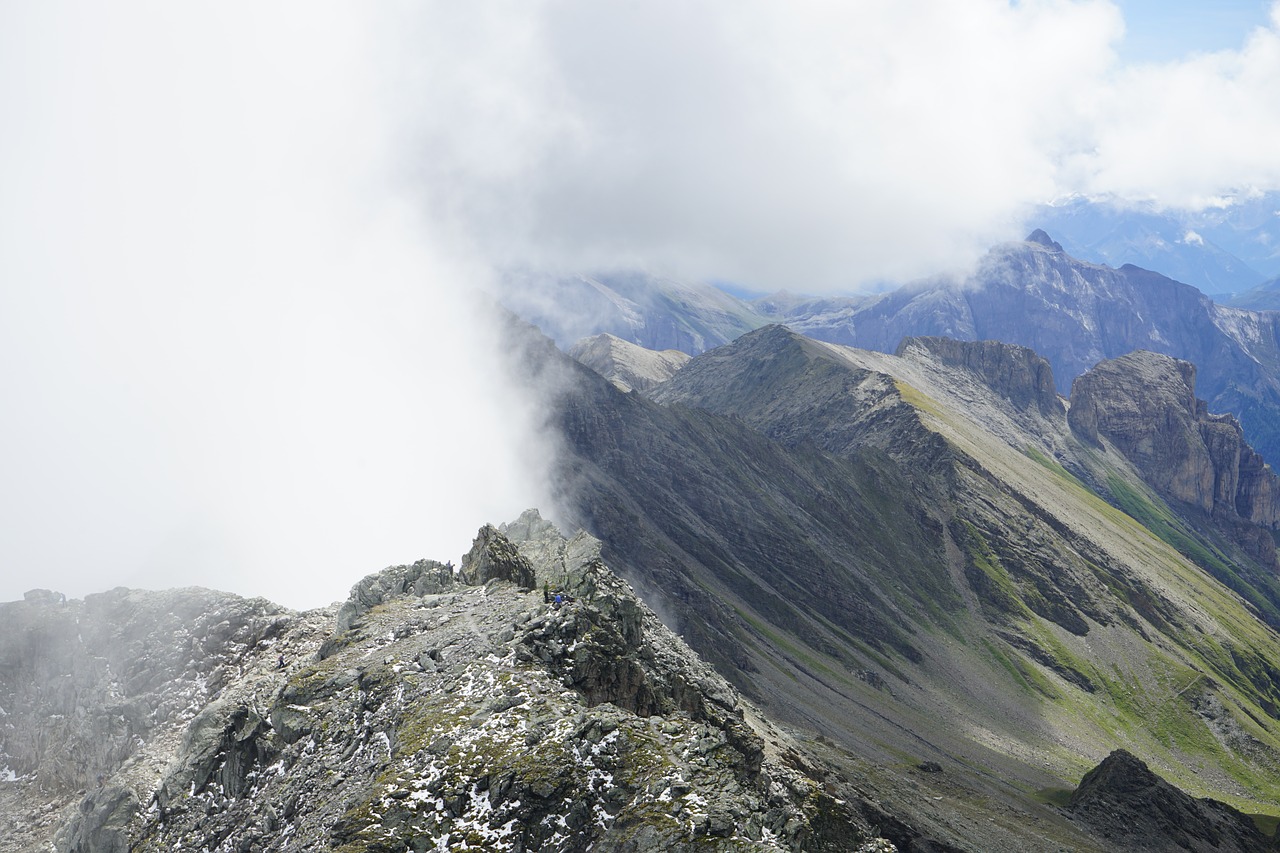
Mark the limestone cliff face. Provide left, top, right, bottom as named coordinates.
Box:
left=1068, top=350, right=1280, bottom=530
left=895, top=336, right=1063, bottom=417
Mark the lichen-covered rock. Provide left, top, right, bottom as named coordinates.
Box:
left=333, top=558, right=455, bottom=636
left=0, top=586, right=328, bottom=853
left=3, top=518, right=882, bottom=853
left=54, top=784, right=139, bottom=853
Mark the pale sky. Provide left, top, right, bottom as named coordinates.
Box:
left=2, top=1, right=1279, bottom=608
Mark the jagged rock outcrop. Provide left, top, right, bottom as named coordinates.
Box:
left=460, top=523, right=537, bottom=588
left=1069, top=350, right=1280, bottom=530
left=332, top=558, right=454, bottom=636
left=0, top=587, right=329, bottom=853
left=895, top=336, right=1063, bottom=417
left=0, top=587, right=299, bottom=793
left=1068, top=749, right=1275, bottom=852
left=569, top=332, right=691, bottom=393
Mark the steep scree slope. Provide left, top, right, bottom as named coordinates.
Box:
left=548, top=321, right=1280, bottom=849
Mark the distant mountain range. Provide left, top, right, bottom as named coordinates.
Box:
left=501, top=232, right=1280, bottom=467
left=1031, top=193, right=1280, bottom=307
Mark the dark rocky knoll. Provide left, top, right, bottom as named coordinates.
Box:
left=1068, top=749, right=1276, bottom=852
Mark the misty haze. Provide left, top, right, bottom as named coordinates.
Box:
left=5, top=3, right=1280, bottom=852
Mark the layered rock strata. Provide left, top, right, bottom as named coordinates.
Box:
left=1069, top=350, right=1280, bottom=530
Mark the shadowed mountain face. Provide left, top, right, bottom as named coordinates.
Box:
left=1068, top=749, right=1276, bottom=853
left=547, top=320, right=1280, bottom=848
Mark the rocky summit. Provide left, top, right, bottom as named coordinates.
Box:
left=1, top=516, right=900, bottom=853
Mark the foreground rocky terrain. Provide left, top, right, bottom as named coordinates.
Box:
left=2, top=518, right=916, bottom=852
left=7, top=513, right=1273, bottom=851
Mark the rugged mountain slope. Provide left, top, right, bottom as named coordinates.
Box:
left=1231, top=275, right=1280, bottom=311
left=1, top=520, right=907, bottom=853
left=492, top=236, right=1280, bottom=465
left=543, top=320, right=1280, bottom=849
left=758, top=232, right=1280, bottom=465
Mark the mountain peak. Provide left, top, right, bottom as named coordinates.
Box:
left=1025, top=229, right=1065, bottom=252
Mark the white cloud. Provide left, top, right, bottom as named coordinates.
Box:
left=1075, top=3, right=1280, bottom=207
left=394, top=0, right=1126, bottom=290
left=5, top=0, right=1280, bottom=607
left=0, top=4, right=557, bottom=608
left=378, top=0, right=1280, bottom=290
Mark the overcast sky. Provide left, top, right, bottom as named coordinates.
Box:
left=3, top=1, right=1280, bottom=608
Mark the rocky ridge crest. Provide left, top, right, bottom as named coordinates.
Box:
left=5, top=514, right=887, bottom=853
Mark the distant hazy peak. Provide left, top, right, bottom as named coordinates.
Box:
left=567, top=332, right=691, bottom=394
left=1025, top=228, right=1065, bottom=253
